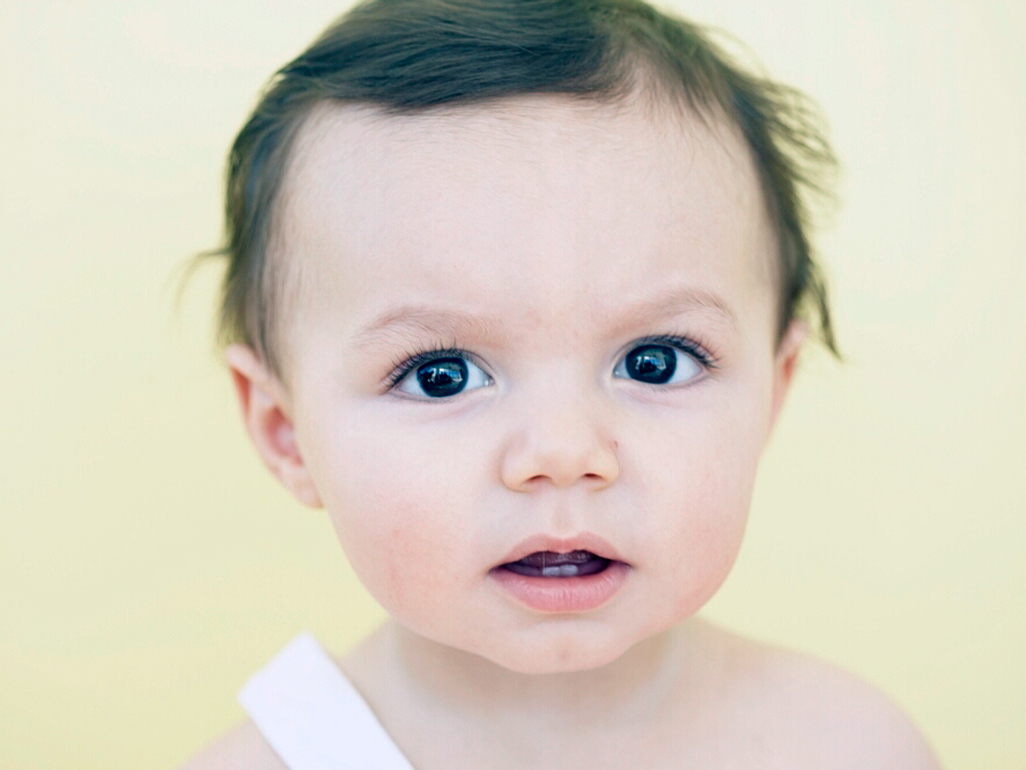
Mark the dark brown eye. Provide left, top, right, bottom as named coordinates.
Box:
left=415, top=357, right=468, bottom=397
left=623, top=345, right=677, bottom=384
left=394, top=353, right=492, bottom=399
left=614, top=341, right=703, bottom=386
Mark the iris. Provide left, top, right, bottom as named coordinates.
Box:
left=416, top=357, right=468, bottom=397
left=624, top=344, right=677, bottom=384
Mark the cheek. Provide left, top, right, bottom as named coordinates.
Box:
left=308, top=412, right=481, bottom=618
left=640, top=391, right=768, bottom=612
left=660, top=466, right=750, bottom=616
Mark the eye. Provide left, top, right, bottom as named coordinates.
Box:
left=394, top=354, right=491, bottom=398
left=613, top=341, right=704, bottom=385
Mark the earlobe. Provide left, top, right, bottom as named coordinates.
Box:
left=768, top=319, right=807, bottom=433
left=225, top=345, right=323, bottom=508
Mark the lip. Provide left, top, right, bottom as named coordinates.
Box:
left=496, top=533, right=627, bottom=567
left=490, top=561, right=630, bottom=613
left=489, top=533, right=630, bottom=613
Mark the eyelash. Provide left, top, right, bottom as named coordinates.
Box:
left=630, top=334, right=718, bottom=372
left=384, top=345, right=467, bottom=390
left=383, top=334, right=718, bottom=391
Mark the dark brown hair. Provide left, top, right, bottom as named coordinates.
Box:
left=211, top=0, right=838, bottom=377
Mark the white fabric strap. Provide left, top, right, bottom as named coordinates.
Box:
left=239, top=633, right=416, bottom=770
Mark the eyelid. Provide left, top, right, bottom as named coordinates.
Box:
left=384, top=346, right=493, bottom=397
left=381, top=334, right=717, bottom=393
left=385, top=346, right=463, bottom=389
left=623, top=334, right=718, bottom=370
left=610, top=333, right=718, bottom=389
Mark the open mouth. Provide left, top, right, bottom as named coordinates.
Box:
left=500, top=550, right=613, bottom=578
left=491, top=546, right=629, bottom=612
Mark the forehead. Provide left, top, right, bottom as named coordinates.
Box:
left=276, top=95, right=774, bottom=349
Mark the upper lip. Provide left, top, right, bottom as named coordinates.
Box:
left=495, top=533, right=627, bottom=568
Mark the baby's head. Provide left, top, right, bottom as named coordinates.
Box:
left=216, top=0, right=837, bottom=673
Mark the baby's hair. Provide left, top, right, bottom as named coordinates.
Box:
left=209, top=0, right=839, bottom=379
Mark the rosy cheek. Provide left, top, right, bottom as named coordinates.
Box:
left=347, top=489, right=448, bottom=617
left=383, top=543, right=418, bottom=614
left=347, top=492, right=410, bottom=601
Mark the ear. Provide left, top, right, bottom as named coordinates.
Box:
left=225, top=344, right=323, bottom=508
left=767, top=319, right=807, bottom=434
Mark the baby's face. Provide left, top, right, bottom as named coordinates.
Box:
left=263, top=96, right=798, bottom=673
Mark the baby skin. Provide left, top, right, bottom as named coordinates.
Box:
left=189, top=95, right=940, bottom=769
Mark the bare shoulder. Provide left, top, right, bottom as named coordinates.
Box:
left=179, top=720, right=287, bottom=770
left=689, top=620, right=943, bottom=769
left=758, top=644, right=942, bottom=768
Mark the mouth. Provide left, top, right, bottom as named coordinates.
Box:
left=489, top=537, right=630, bottom=613
left=498, top=550, right=613, bottom=578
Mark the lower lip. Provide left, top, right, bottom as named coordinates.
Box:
left=489, top=561, right=630, bottom=613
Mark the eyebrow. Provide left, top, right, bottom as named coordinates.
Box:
left=609, top=285, right=739, bottom=334
left=351, top=286, right=738, bottom=350
left=352, top=306, right=504, bottom=351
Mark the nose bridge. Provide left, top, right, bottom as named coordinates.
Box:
left=500, top=364, right=619, bottom=491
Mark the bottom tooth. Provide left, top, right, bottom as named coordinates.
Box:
left=542, top=564, right=579, bottom=577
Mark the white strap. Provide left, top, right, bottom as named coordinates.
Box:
left=239, top=633, right=416, bottom=770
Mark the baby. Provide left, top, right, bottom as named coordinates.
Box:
left=186, top=0, right=941, bottom=767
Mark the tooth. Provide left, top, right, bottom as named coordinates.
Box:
left=540, top=564, right=581, bottom=577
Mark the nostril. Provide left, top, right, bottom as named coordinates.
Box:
left=524, top=472, right=604, bottom=486
left=501, top=434, right=621, bottom=491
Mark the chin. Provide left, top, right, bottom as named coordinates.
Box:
left=474, top=627, right=645, bottom=675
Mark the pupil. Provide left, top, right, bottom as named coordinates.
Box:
left=416, top=357, right=468, bottom=397
left=626, top=345, right=676, bottom=384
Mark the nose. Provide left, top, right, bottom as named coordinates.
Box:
left=500, top=392, right=620, bottom=492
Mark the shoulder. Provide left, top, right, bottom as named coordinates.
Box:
left=687, top=621, right=943, bottom=769
left=179, top=720, right=287, bottom=770
left=759, top=646, right=941, bottom=769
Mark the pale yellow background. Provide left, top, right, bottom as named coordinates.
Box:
left=2, top=0, right=1023, bottom=767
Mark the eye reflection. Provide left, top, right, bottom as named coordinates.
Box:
left=396, top=355, right=490, bottom=398
left=626, top=345, right=676, bottom=383
left=614, top=343, right=702, bottom=385
left=417, top=357, right=467, bottom=397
